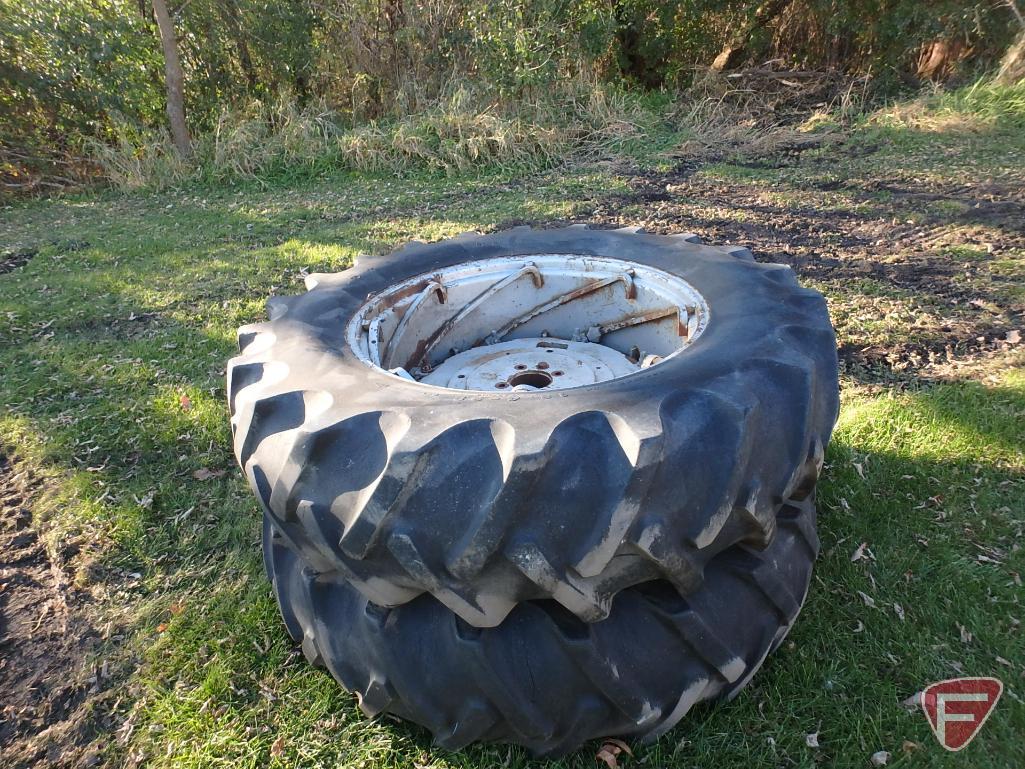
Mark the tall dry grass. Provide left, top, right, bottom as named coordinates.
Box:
left=663, top=67, right=868, bottom=161
left=85, top=123, right=193, bottom=190
left=88, top=80, right=656, bottom=190
left=90, top=69, right=1024, bottom=192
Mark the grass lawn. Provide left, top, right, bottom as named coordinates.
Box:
left=1, top=87, right=1023, bottom=768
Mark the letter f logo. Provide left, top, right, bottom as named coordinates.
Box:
left=921, top=678, right=1003, bottom=751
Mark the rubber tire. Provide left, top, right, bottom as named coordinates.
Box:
left=229, top=226, right=838, bottom=627
left=264, top=490, right=820, bottom=756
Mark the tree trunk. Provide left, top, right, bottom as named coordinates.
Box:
left=998, top=29, right=1025, bottom=84
left=916, top=38, right=966, bottom=81
left=711, top=0, right=793, bottom=72
left=152, top=0, right=192, bottom=157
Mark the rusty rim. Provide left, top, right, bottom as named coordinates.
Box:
left=346, top=254, right=709, bottom=392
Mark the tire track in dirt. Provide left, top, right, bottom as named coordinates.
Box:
left=0, top=452, right=103, bottom=768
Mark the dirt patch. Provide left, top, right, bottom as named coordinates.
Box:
left=516, top=155, right=1025, bottom=383
left=0, top=452, right=104, bottom=768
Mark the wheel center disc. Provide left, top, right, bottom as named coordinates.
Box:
left=419, top=338, right=642, bottom=391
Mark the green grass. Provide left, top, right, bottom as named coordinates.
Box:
left=1, top=84, right=1024, bottom=768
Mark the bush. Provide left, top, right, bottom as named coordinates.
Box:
left=3, top=0, right=1021, bottom=191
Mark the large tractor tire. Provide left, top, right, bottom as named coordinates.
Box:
left=263, top=493, right=820, bottom=756
left=229, top=227, right=838, bottom=627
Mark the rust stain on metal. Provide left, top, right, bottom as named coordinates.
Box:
left=408, top=338, right=431, bottom=371
left=599, top=307, right=680, bottom=337
left=377, top=279, right=430, bottom=309
left=414, top=263, right=543, bottom=369
left=481, top=274, right=637, bottom=346
left=376, top=274, right=447, bottom=310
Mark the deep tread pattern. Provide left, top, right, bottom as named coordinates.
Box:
left=722, top=245, right=755, bottom=261
left=231, top=227, right=838, bottom=626
left=263, top=491, right=819, bottom=756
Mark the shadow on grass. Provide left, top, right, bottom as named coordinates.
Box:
left=3, top=308, right=1022, bottom=767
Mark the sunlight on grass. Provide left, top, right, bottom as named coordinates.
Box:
left=868, top=79, right=1025, bottom=134
left=1, top=91, right=1023, bottom=767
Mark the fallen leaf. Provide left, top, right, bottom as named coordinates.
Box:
left=853, top=461, right=865, bottom=479
left=893, top=603, right=905, bottom=622
left=605, top=739, right=632, bottom=756
left=156, top=622, right=168, bottom=633
left=193, top=468, right=226, bottom=481
left=270, top=735, right=285, bottom=758
left=595, top=739, right=632, bottom=768
left=180, top=394, right=192, bottom=411
left=851, top=542, right=869, bottom=562
left=170, top=602, right=185, bottom=615
left=870, top=750, right=890, bottom=766
left=1006, top=329, right=1021, bottom=345
left=805, top=732, right=820, bottom=748
left=900, top=691, right=923, bottom=711
left=857, top=590, right=876, bottom=608
left=958, top=623, right=973, bottom=644
left=901, top=740, right=920, bottom=754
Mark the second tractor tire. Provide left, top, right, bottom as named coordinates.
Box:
left=264, top=489, right=820, bottom=756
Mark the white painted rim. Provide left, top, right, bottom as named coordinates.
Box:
left=345, top=254, right=709, bottom=392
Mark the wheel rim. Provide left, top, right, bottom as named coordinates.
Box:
left=346, top=254, right=710, bottom=392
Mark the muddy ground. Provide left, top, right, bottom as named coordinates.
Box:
left=0, top=452, right=104, bottom=768
left=550, top=150, right=1022, bottom=383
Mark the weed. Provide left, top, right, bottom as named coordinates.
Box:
left=869, top=78, right=1025, bottom=134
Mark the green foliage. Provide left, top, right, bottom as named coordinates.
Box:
left=861, top=77, right=1025, bottom=142
left=0, top=0, right=1020, bottom=190
left=0, top=0, right=162, bottom=144
left=938, top=77, right=1025, bottom=125
left=775, top=0, right=1017, bottom=80
left=174, top=0, right=317, bottom=126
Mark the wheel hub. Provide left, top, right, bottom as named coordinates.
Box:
left=419, top=338, right=642, bottom=391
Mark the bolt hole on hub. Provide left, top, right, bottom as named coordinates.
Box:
left=347, top=254, right=710, bottom=392
left=507, top=370, right=553, bottom=389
